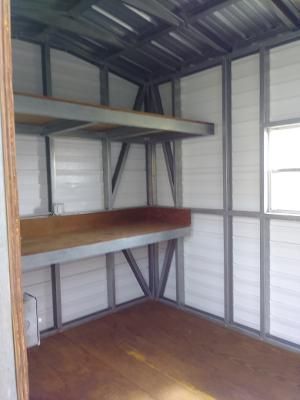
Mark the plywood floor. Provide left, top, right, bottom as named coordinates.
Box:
left=28, top=301, right=300, bottom=400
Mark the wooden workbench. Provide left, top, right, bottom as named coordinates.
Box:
left=21, top=207, right=191, bottom=270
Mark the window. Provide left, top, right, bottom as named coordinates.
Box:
left=268, top=125, right=300, bottom=213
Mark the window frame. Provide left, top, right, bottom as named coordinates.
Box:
left=267, top=124, right=300, bottom=215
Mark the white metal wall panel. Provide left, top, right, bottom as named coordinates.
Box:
left=60, top=257, right=108, bottom=323
left=156, top=144, right=174, bottom=207
left=159, top=241, right=176, bottom=301
left=270, top=220, right=300, bottom=345
left=232, top=55, right=260, bottom=211
left=181, top=66, right=223, bottom=209
left=233, top=218, right=260, bottom=330
left=109, top=73, right=138, bottom=109
left=53, top=138, right=104, bottom=213
left=12, top=39, right=43, bottom=95
left=112, top=143, right=147, bottom=208
left=270, top=40, right=300, bottom=121
left=22, top=267, right=53, bottom=331
left=159, top=82, right=173, bottom=116
left=115, top=246, right=149, bottom=304
left=16, top=134, right=48, bottom=216
left=51, top=49, right=100, bottom=103
left=53, top=137, right=106, bottom=323
left=185, top=214, right=224, bottom=317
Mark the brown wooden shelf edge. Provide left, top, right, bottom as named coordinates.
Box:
left=21, top=207, right=191, bottom=271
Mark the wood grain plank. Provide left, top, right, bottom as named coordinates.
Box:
left=20, top=207, right=191, bottom=255
left=28, top=302, right=300, bottom=400
left=0, top=1, right=29, bottom=398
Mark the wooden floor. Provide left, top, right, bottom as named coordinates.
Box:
left=28, top=301, right=300, bottom=400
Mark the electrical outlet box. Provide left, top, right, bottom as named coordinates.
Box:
left=23, top=293, right=40, bottom=348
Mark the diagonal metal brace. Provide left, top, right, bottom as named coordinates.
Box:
left=122, top=249, right=151, bottom=297
left=162, top=142, right=176, bottom=203
left=158, top=240, right=176, bottom=297
left=112, top=143, right=130, bottom=206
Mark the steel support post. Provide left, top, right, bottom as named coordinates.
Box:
left=50, top=264, right=62, bottom=329
left=222, top=57, right=233, bottom=325
left=100, top=66, right=116, bottom=310
left=146, top=142, right=159, bottom=298
left=102, top=137, right=116, bottom=310
left=100, top=66, right=109, bottom=106
left=41, top=44, right=64, bottom=331
left=172, top=78, right=185, bottom=306
left=259, top=48, right=271, bottom=338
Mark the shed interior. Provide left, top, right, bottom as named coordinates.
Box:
left=5, top=0, right=300, bottom=399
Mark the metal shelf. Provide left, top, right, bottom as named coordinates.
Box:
left=14, top=93, right=214, bottom=142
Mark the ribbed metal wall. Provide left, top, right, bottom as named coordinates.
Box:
left=270, top=220, right=300, bottom=345
left=156, top=144, right=173, bottom=207
left=185, top=214, right=224, bottom=317
left=53, top=137, right=104, bottom=213
left=233, top=217, right=260, bottom=330
left=51, top=49, right=101, bottom=103
left=111, top=143, right=147, bottom=209
left=181, top=66, right=223, bottom=209
left=270, top=41, right=300, bottom=122
left=159, top=241, right=176, bottom=301
left=16, top=134, right=48, bottom=216
left=115, top=246, right=149, bottom=305
left=12, top=39, right=43, bottom=95
left=159, top=82, right=173, bottom=116
left=60, top=257, right=108, bottom=323
left=109, top=72, right=138, bottom=109
left=232, top=54, right=260, bottom=211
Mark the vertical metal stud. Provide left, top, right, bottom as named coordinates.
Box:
left=101, top=66, right=116, bottom=310
left=51, top=264, right=62, bottom=329
left=41, top=44, right=63, bottom=330
left=172, top=78, right=185, bottom=306
left=102, top=138, right=116, bottom=309
left=222, top=57, right=233, bottom=325
left=259, top=48, right=271, bottom=338
left=146, top=142, right=159, bottom=298
left=100, top=66, right=109, bottom=106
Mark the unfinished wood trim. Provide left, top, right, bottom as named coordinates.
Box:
left=0, top=1, right=29, bottom=399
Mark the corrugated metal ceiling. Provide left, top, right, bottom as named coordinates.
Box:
left=12, top=0, right=300, bottom=84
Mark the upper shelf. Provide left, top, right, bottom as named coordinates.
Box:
left=14, top=93, right=214, bottom=142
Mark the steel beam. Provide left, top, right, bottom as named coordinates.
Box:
left=104, top=0, right=237, bottom=64
left=41, top=120, right=95, bottom=137
left=154, top=29, right=300, bottom=85
left=158, top=240, right=176, bottom=297
left=222, top=57, right=233, bottom=326
left=122, top=249, right=151, bottom=297
left=14, top=5, right=123, bottom=48
left=14, top=94, right=214, bottom=137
